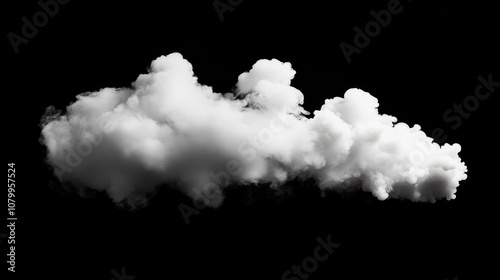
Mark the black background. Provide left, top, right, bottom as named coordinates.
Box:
left=3, top=0, right=499, bottom=279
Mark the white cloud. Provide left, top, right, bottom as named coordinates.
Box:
left=40, top=53, right=468, bottom=207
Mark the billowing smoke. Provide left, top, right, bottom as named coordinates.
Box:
left=40, top=53, right=467, bottom=207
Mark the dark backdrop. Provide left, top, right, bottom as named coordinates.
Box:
left=4, top=0, right=498, bottom=279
